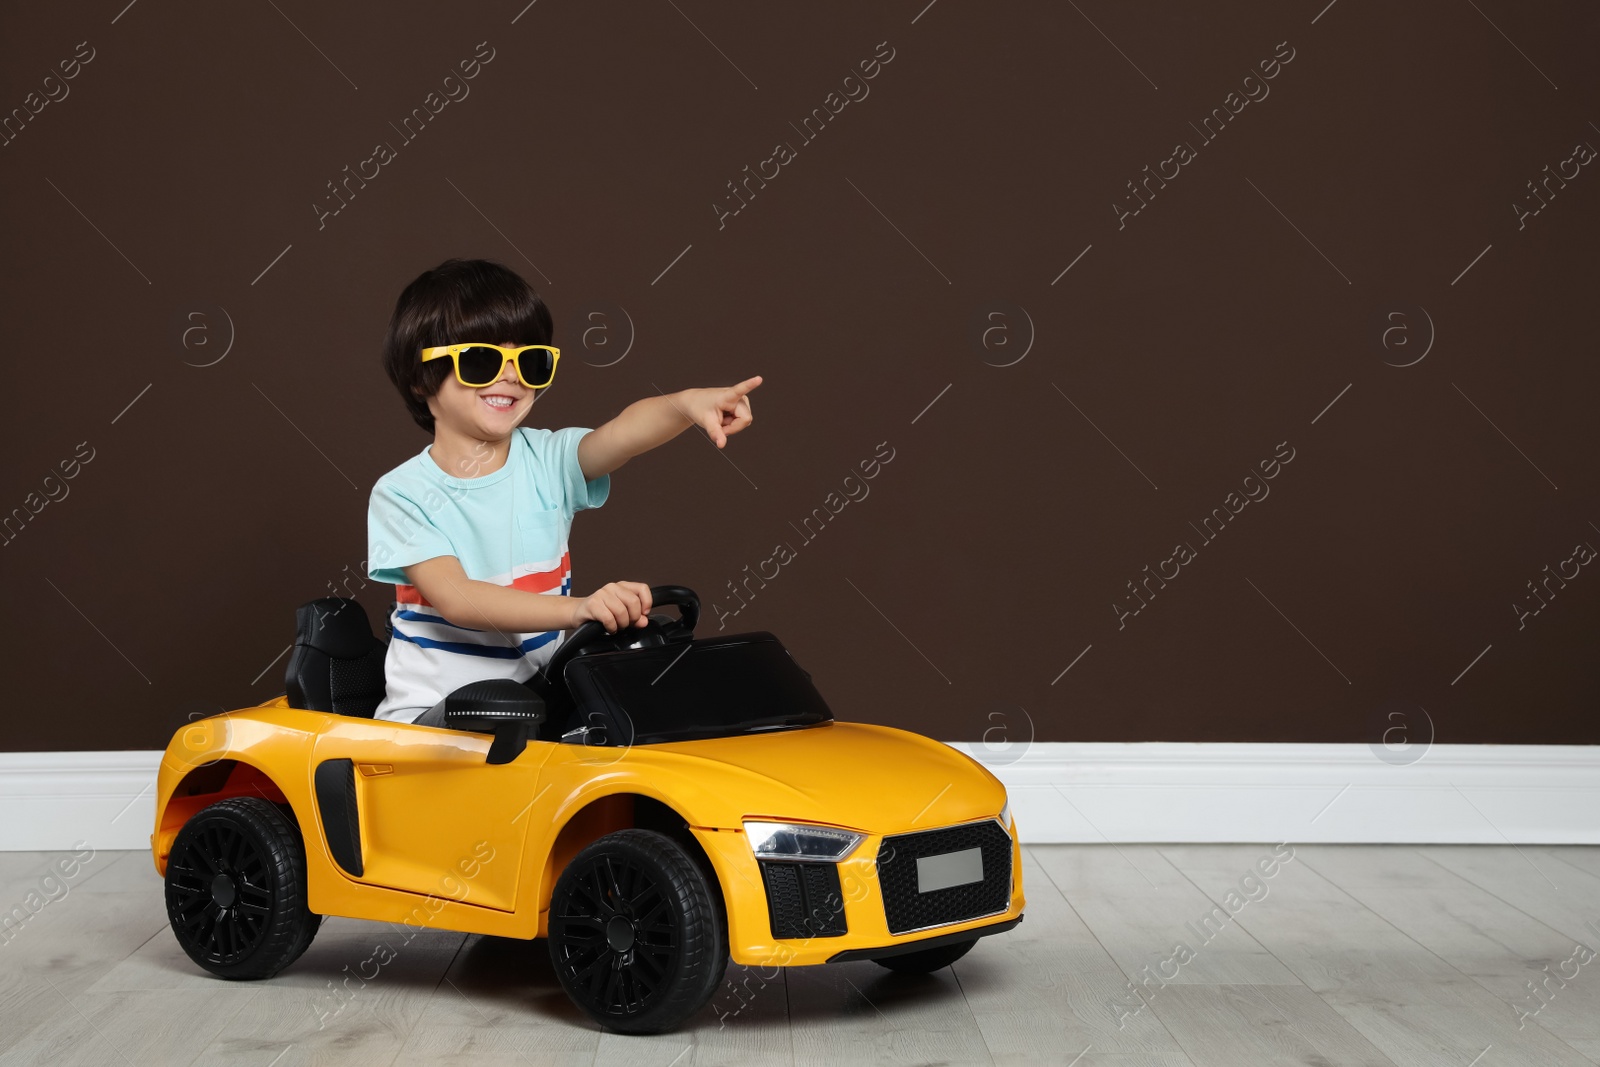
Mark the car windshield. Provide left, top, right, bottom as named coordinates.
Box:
left=563, top=633, right=832, bottom=745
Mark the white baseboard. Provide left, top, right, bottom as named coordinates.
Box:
left=0, top=751, right=164, bottom=852
left=3, top=744, right=1597, bottom=852
left=950, top=742, right=1600, bottom=845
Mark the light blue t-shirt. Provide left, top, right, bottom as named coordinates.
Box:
left=365, top=426, right=610, bottom=722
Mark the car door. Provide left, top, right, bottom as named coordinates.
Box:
left=311, top=719, right=553, bottom=912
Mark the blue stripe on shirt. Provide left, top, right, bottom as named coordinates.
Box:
left=390, top=626, right=561, bottom=658
left=396, top=609, right=483, bottom=632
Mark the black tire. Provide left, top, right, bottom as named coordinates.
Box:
left=288, top=911, right=326, bottom=963
left=164, top=796, right=320, bottom=980
left=872, top=937, right=977, bottom=973
left=548, top=829, right=728, bottom=1033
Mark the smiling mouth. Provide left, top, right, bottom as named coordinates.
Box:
left=481, top=394, right=520, bottom=411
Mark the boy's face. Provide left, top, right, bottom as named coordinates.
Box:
left=423, top=340, right=539, bottom=439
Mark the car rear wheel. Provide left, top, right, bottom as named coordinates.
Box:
left=548, top=829, right=727, bottom=1033
left=872, top=937, right=977, bottom=973
left=165, top=796, right=321, bottom=980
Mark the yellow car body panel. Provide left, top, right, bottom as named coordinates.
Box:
left=153, top=694, right=1025, bottom=966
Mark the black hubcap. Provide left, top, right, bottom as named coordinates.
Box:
left=210, top=873, right=237, bottom=908
left=167, top=822, right=274, bottom=965
left=554, top=855, right=677, bottom=1016
left=606, top=915, right=636, bottom=952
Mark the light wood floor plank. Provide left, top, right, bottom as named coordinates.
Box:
left=0, top=851, right=168, bottom=1060
left=1296, top=846, right=1600, bottom=1045
left=1545, top=847, right=1600, bottom=883
left=969, top=1015, right=1195, bottom=1067
left=1317, top=979, right=1595, bottom=1067
left=1565, top=1037, right=1600, bottom=1062
left=664, top=961, right=793, bottom=1066
left=0, top=987, right=254, bottom=1067
left=955, top=849, right=1201, bottom=1064
left=1423, top=846, right=1600, bottom=947
left=1162, top=845, right=1596, bottom=1066
left=785, top=959, right=994, bottom=1066
left=1015, top=845, right=1108, bottom=942
left=1148, top=984, right=1397, bottom=1067
left=179, top=987, right=409, bottom=1067
left=180, top=921, right=468, bottom=1066
left=1157, top=844, right=1461, bottom=991
left=0, top=848, right=127, bottom=898
left=1032, top=845, right=1300, bottom=986
left=960, top=946, right=1200, bottom=1065
left=429, top=929, right=595, bottom=1030
left=392, top=956, right=598, bottom=1067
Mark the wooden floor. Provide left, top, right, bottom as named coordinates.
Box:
left=3, top=844, right=1599, bottom=1065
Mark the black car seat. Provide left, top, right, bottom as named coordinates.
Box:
left=284, top=597, right=388, bottom=717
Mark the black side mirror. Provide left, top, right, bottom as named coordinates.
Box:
left=443, top=679, right=546, bottom=765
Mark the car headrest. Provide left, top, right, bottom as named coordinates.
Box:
left=285, top=597, right=388, bottom=717
left=295, top=598, right=380, bottom=659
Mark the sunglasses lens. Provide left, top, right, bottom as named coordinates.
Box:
left=455, top=346, right=504, bottom=385
left=516, top=348, right=554, bottom=387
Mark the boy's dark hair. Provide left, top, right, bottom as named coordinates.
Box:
left=382, top=258, right=554, bottom=434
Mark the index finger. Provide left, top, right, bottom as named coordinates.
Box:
left=730, top=375, right=763, bottom=396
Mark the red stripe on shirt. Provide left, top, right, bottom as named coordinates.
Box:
left=393, top=549, right=572, bottom=607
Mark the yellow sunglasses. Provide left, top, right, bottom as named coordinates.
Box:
left=420, top=343, right=561, bottom=389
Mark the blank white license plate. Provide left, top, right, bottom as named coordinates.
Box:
left=916, top=847, right=984, bottom=893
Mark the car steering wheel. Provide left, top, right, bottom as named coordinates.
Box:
left=542, top=584, right=700, bottom=686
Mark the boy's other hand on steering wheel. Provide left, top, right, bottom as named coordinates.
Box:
left=573, top=582, right=653, bottom=633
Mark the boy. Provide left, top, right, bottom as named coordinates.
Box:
left=366, top=258, right=760, bottom=725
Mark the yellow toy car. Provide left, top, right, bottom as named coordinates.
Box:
left=152, top=585, right=1024, bottom=1033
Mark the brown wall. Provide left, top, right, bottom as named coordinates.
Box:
left=2, top=2, right=1596, bottom=752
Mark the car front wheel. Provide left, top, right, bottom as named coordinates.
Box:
left=872, top=937, right=977, bottom=973
left=164, top=796, right=321, bottom=980
left=547, top=829, right=727, bottom=1033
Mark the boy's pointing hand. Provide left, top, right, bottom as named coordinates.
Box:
left=684, top=376, right=762, bottom=448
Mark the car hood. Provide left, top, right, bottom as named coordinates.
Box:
left=616, top=720, right=1006, bottom=834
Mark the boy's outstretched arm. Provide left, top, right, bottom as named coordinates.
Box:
left=577, top=376, right=762, bottom=480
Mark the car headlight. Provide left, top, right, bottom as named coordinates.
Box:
left=999, top=799, right=1013, bottom=833
left=743, top=820, right=863, bottom=862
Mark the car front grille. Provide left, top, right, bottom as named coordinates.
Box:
left=877, top=819, right=1012, bottom=935
left=758, top=860, right=848, bottom=939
